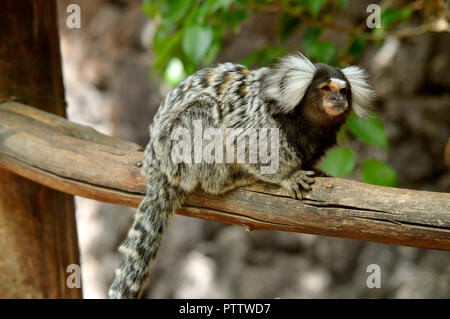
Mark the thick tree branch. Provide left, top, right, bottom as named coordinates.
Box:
left=1, top=102, right=449, bottom=250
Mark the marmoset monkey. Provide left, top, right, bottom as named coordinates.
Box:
left=108, top=53, right=375, bottom=298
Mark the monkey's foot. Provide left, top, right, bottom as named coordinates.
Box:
left=282, top=170, right=316, bottom=200
left=309, top=167, right=331, bottom=177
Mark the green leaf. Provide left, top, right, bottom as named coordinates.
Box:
left=313, top=42, right=337, bottom=64
left=381, top=7, right=413, bottom=30
left=143, top=0, right=163, bottom=18
left=153, top=24, right=173, bottom=55
left=224, top=9, right=248, bottom=32
left=162, top=0, right=191, bottom=22
left=182, top=25, right=213, bottom=65
left=183, top=7, right=204, bottom=26
left=203, top=42, right=221, bottom=66
left=301, top=26, right=323, bottom=47
left=320, top=147, right=356, bottom=178
left=152, top=29, right=182, bottom=71
left=361, top=159, right=397, bottom=187
left=346, top=115, right=388, bottom=150
left=307, top=0, right=326, bottom=19
left=206, top=0, right=234, bottom=14
left=164, top=58, right=186, bottom=86
left=348, top=33, right=367, bottom=59
left=183, top=59, right=197, bottom=75
left=279, top=12, right=302, bottom=41
left=304, top=41, right=337, bottom=65
left=301, top=27, right=337, bottom=64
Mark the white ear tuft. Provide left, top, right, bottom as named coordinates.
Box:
left=265, top=52, right=316, bottom=113
left=341, top=65, right=376, bottom=117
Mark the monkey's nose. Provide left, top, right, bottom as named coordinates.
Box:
left=328, top=94, right=347, bottom=108
left=328, top=94, right=340, bottom=103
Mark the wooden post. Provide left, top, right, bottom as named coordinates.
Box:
left=0, top=1, right=81, bottom=298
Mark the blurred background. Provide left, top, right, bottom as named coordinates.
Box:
left=57, top=0, right=449, bottom=298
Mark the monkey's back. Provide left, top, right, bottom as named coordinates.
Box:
left=143, top=63, right=270, bottom=191
left=154, top=62, right=263, bottom=121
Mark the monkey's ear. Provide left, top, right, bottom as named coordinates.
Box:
left=265, top=52, right=316, bottom=114
left=341, top=66, right=376, bottom=117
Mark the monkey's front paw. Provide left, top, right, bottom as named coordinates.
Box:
left=283, top=170, right=316, bottom=200
left=310, top=167, right=331, bottom=177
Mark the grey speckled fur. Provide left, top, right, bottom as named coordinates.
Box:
left=108, top=53, right=374, bottom=298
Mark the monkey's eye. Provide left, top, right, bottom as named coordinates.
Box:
left=340, top=88, right=348, bottom=94
left=321, top=85, right=331, bottom=92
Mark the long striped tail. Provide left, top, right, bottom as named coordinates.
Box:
left=108, top=169, right=185, bottom=298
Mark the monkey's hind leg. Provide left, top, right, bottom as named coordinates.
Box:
left=200, top=165, right=258, bottom=195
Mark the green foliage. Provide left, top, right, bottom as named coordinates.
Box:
left=164, top=58, right=186, bottom=86
left=306, top=0, right=326, bottom=19
left=240, top=46, right=287, bottom=68
left=278, top=12, right=302, bottom=41
left=346, top=115, right=388, bottom=150
left=144, top=0, right=416, bottom=77
left=320, top=147, right=355, bottom=178
left=301, top=26, right=338, bottom=65
left=144, top=0, right=246, bottom=84
left=348, top=33, right=367, bottom=60
left=361, top=159, right=398, bottom=187
left=182, top=25, right=213, bottom=65
left=142, top=0, right=416, bottom=186
left=381, top=7, right=414, bottom=30
left=320, top=114, right=397, bottom=186
left=372, top=7, right=414, bottom=41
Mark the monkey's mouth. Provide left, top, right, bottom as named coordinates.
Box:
left=323, top=103, right=346, bottom=117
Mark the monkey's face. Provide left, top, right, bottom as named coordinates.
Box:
left=303, top=64, right=351, bottom=120
left=317, top=78, right=349, bottom=117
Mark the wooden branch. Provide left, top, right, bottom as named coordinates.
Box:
left=1, top=102, right=449, bottom=250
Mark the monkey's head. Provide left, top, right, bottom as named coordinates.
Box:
left=265, top=53, right=375, bottom=120
left=303, top=64, right=351, bottom=120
